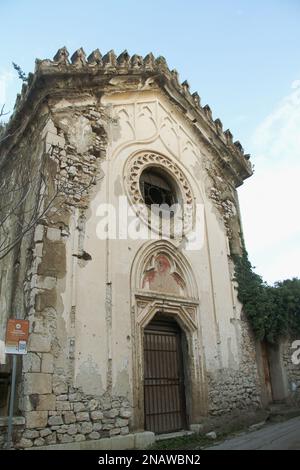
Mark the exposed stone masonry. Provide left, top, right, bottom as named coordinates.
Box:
left=15, top=390, right=131, bottom=448
left=48, top=106, right=107, bottom=208
left=0, top=46, right=264, bottom=449
left=207, top=320, right=261, bottom=416
left=282, top=340, right=300, bottom=404
left=4, top=47, right=252, bottom=188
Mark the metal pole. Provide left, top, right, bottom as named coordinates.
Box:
left=7, top=354, right=17, bottom=449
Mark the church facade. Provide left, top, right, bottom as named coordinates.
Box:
left=0, top=47, right=278, bottom=448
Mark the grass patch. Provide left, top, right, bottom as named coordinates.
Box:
left=149, top=433, right=225, bottom=450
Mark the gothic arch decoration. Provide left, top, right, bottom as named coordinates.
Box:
left=124, top=151, right=195, bottom=236
left=132, top=240, right=198, bottom=301
left=130, top=240, right=207, bottom=430
left=141, top=252, right=186, bottom=296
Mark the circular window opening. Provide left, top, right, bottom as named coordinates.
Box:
left=139, top=168, right=178, bottom=208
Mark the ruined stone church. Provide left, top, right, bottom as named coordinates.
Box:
left=0, top=47, right=292, bottom=449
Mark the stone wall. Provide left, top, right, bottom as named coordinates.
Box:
left=0, top=47, right=258, bottom=448
left=282, top=339, right=300, bottom=403
left=14, top=390, right=131, bottom=449
left=207, top=319, right=261, bottom=415
left=0, top=417, right=25, bottom=449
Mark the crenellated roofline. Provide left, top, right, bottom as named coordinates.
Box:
left=1, top=47, right=252, bottom=186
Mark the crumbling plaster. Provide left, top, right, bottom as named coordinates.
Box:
left=0, top=47, right=262, bottom=448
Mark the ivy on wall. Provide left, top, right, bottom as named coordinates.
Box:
left=233, top=250, right=300, bottom=343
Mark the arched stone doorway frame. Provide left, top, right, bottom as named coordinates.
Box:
left=130, top=240, right=208, bottom=431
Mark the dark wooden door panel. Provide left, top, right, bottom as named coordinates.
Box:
left=144, top=323, right=186, bottom=434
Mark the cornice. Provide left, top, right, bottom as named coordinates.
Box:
left=0, top=47, right=253, bottom=186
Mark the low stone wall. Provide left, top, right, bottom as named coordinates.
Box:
left=29, top=431, right=155, bottom=451
left=207, top=318, right=261, bottom=416
left=207, top=369, right=261, bottom=416
left=0, top=389, right=131, bottom=449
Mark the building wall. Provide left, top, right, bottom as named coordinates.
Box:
left=0, top=86, right=261, bottom=448
left=280, top=339, right=300, bottom=403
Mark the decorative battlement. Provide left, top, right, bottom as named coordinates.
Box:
left=2, top=47, right=252, bottom=183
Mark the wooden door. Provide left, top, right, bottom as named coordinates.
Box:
left=144, top=318, right=187, bottom=434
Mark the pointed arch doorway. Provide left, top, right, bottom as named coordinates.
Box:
left=131, top=240, right=208, bottom=432
left=144, top=313, right=187, bottom=434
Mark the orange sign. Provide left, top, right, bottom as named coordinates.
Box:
left=5, top=319, right=29, bottom=354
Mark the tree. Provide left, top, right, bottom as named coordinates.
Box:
left=0, top=139, right=96, bottom=260
left=234, top=250, right=300, bottom=342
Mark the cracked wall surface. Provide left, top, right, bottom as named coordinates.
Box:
left=0, top=47, right=270, bottom=448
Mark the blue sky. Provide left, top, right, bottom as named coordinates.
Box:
left=1, top=0, right=299, bottom=283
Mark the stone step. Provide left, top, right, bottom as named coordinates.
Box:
left=155, top=430, right=194, bottom=441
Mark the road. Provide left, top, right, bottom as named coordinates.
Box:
left=207, top=416, right=300, bottom=450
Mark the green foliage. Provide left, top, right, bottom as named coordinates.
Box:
left=12, top=62, right=28, bottom=82
left=233, top=250, right=300, bottom=343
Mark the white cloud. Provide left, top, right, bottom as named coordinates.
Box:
left=291, top=80, right=300, bottom=90
left=252, top=82, right=300, bottom=163
left=239, top=80, right=300, bottom=284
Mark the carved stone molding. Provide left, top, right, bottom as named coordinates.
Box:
left=124, top=151, right=195, bottom=237
left=135, top=295, right=198, bottom=332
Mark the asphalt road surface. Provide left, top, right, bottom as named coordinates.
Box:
left=208, top=416, right=300, bottom=450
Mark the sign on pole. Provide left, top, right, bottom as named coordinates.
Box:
left=5, top=319, right=29, bottom=355
left=5, top=319, right=29, bottom=448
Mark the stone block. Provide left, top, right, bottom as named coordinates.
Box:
left=35, top=290, right=57, bottom=312
left=48, top=415, right=63, bottom=426
left=93, top=422, right=102, bottom=432
left=73, top=402, right=86, bottom=413
left=115, top=418, right=128, bottom=428
left=34, top=225, right=45, bottom=242
left=76, top=412, right=89, bottom=422
left=189, top=423, right=204, bottom=434
left=52, top=376, right=68, bottom=395
left=110, top=434, right=135, bottom=451
left=40, top=428, right=51, bottom=437
left=47, top=228, right=61, bottom=241
left=67, top=424, right=78, bottom=435
left=58, top=434, right=73, bottom=443
left=41, top=353, right=54, bottom=373
left=28, top=334, right=51, bottom=353
left=56, top=401, right=71, bottom=411
left=56, top=426, right=67, bottom=434
left=18, top=438, right=33, bottom=448
left=36, top=276, right=57, bottom=290
left=120, top=408, right=131, bottom=418
left=104, top=408, right=119, bottom=418
left=206, top=431, right=217, bottom=439
left=63, top=411, right=76, bottom=424
left=134, top=431, right=155, bottom=449
left=102, top=424, right=114, bottom=430
left=57, top=394, right=68, bottom=401
left=68, top=393, right=81, bottom=402
left=24, top=373, right=52, bottom=395
left=45, top=432, right=57, bottom=445
left=36, top=394, right=56, bottom=411
left=34, top=437, right=45, bottom=446
left=79, top=422, right=93, bottom=434
left=88, top=399, right=99, bottom=411
left=25, top=411, right=48, bottom=429
left=120, top=426, right=129, bottom=435
left=22, top=353, right=41, bottom=373
left=23, top=430, right=39, bottom=439
left=90, top=410, right=103, bottom=421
